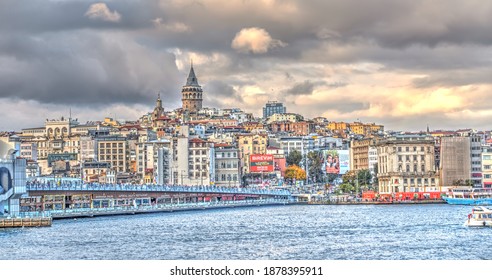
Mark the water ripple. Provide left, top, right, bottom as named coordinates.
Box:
left=0, top=204, right=491, bottom=259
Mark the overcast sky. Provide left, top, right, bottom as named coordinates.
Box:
left=1, top=0, right=492, bottom=131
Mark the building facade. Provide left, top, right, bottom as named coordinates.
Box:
left=214, top=144, right=240, bottom=187
left=376, top=135, right=439, bottom=194
left=482, top=146, right=492, bottom=188
left=263, top=101, right=286, bottom=119
left=236, top=133, right=268, bottom=175
left=96, top=136, right=128, bottom=174
left=439, top=137, right=472, bottom=187
left=350, top=138, right=377, bottom=172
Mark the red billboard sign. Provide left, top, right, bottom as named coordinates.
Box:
left=250, top=154, right=274, bottom=172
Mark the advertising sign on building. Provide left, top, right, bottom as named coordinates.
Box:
left=325, top=150, right=350, bottom=174
left=250, top=154, right=274, bottom=172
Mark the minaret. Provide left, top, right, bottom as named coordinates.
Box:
left=152, top=93, right=164, bottom=123
left=181, top=61, right=203, bottom=113
left=156, top=93, right=162, bottom=109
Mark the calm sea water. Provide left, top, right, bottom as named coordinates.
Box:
left=0, top=204, right=490, bottom=260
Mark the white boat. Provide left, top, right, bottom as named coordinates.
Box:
left=464, top=206, right=492, bottom=227
left=444, top=186, right=492, bottom=205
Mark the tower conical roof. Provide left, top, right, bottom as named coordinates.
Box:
left=186, top=63, right=200, bottom=86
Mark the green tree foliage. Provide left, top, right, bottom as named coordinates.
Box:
left=337, top=169, right=374, bottom=194
left=356, top=169, right=372, bottom=188
left=452, top=179, right=473, bottom=186
left=286, top=149, right=302, bottom=166
left=307, top=151, right=324, bottom=183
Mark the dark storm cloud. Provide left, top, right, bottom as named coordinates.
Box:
left=0, top=0, right=159, bottom=33
left=203, top=80, right=243, bottom=108
left=285, top=80, right=318, bottom=96
left=2, top=0, right=492, bottom=131
left=0, top=32, right=181, bottom=106
left=204, top=80, right=240, bottom=99
left=411, top=68, right=492, bottom=88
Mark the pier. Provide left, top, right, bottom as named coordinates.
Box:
left=0, top=217, right=52, bottom=228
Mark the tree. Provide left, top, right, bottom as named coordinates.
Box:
left=284, top=165, right=307, bottom=183
left=339, top=182, right=355, bottom=194
left=326, top=173, right=338, bottom=184
left=452, top=179, right=473, bottom=186
left=307, top=151, right=324, bottom=183
left=337, top=171, right=356, bottom=194
left=286, top=149, right=302, bottom=166
left=372, top=163, right=379, bottom=189
left=356, top=169, right=372, bottom=188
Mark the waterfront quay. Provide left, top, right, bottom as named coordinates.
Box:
left=308, top=200, right=445, bottom=205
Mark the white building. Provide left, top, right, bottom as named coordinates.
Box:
left=376, top=135, right=440, bottom=194
left=214, top=144, right=240, bottom=187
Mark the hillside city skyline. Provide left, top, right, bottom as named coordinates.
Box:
left=2, top=1, right=492, bottom=131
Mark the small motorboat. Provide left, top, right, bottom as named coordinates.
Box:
left=465, top=206, right=492, bottom=227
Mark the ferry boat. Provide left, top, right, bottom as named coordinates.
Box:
left=464, top=206, right=492, bottom=227
left=443, top=186, right=492, bottom=205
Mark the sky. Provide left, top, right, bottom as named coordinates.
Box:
left=1, top=0, right=492, bottom=132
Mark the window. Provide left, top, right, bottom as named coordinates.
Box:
left=421, top=165, right=425, bottom=172
left=406, top=155, right=410, bottom=161
left=484, top=155, right=492, bottom=160
left=406, top=165, right=410, bottom=172
left=414, top=164, right=417, bottom=172
left=421, top=147, right=424, bottom=152
left=421, top=155, right=425, bottom=161
left=398, top=156, right=402, bottom=162
left=413, top=147, right=417, bottom=152
left=485, top=165, right=491, bottom=170
left=413, top=155, right=417, bottom=161
left=406, top=147, right=409, bottom=152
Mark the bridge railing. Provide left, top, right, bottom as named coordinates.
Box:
left=25, top=183, right=291, bottom=196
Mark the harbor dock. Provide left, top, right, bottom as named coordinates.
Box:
left=0, top=217, right=52, bottom=228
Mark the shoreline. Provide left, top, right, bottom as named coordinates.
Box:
left=307, top=200, right=446, bottom=205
